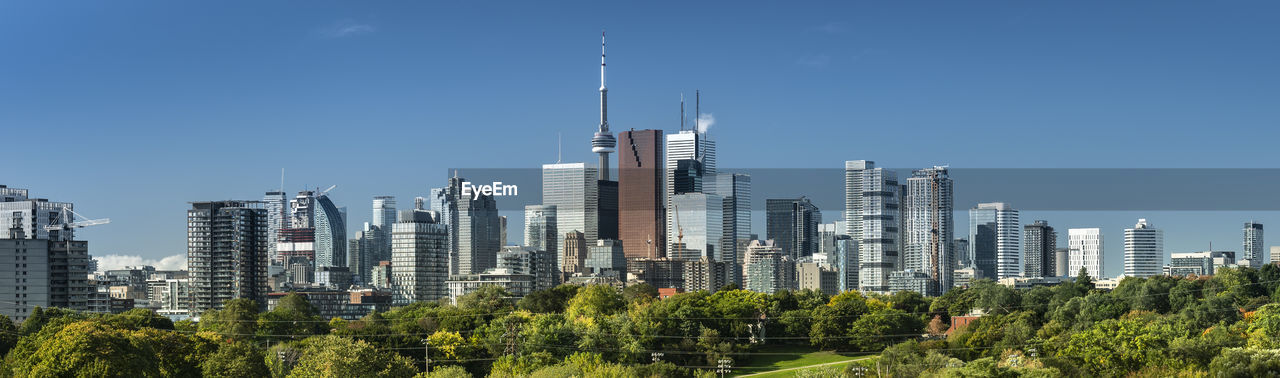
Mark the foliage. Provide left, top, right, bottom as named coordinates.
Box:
left=284, top=335, right=417, bottom=377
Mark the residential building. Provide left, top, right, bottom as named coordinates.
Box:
left=904, top=166, right=954, bottom=295
left=1123, top=219, right=1163, bottom=278
left=1069, top=228, right=1104, bottom=280
left=1167, top=251, right=1235, bottom=276
left=1024, top=220, right=1057, bottom=279
left=798, top=262, right=839, bottom=295
left=833, top=235, right=858, bottom=292
left=446, top=268, right=535, bottom=304
left=844, top=161, right=900, bottom=294
left=685, top=257, right=734, bottom=292
left=627, top=258, right=685, bottom=290
left=390, top=209, right=449, bottom=305
left=743, top=240, right=794, bottom=294
left=1244, top=222, right=1264, bottom=268
left=497, top=246, right=555, bottom=292
left=969, top=202, right=1020, bottom=279
left=263, top=191, right=288, bottom=261
left=187, top=200, right=269, bottom=312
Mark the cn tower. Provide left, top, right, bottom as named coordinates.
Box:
left=591, top=31, right=616, bottom=181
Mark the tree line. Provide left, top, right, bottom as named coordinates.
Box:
left=2, top=265, right=1280, bottom=376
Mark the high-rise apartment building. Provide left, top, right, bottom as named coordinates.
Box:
left=1244, top=222, right=1263, bottom=268
left=1123, top=219, right=1163, bottom=278
left=263, top=191, right=288, bottom=261
left=1069, top=228, right=1104, bottom=280
left=904, top=167, right=954, bottom=295
left=618, top=129, right=665, bottom=259
left=766, top=197, right=821, bottom=261
left=313, top=194, right=347, bottom=273
left=844, top=161, right=900, bottom=294
left=1023, top=220, right=1057, bottom=279
left=743, top=240, right=794, bottom=294
left=390, top=209, right=449, bottom=304
left=187, top=200, right=269, bottom=313
left=969, top=202, right=1020, bottom=279
left=834, top=235, right=858, bottom=293
left=348, top=223, right=384, bottom=283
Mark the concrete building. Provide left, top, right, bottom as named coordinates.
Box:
left=684, top=257, right=734, bottom=293
left=1069, top=228, right=1104, bottom=280
left=390, top=209, right=449, bottom=305
left=187, top=200, right=269, bottom=313
left=1123, top=219, right=1163, bottom=278
left=347, top=222, right=384, bottom=285
left=953, top=267, right=979, bottom=288
left=1243, top=222, right=1264, bottom=268
left=1167, top=251, right=1235, bottom=276
left=888, top=270, right=932, bottom=295
left=844, top=161, right=900, bottom=294
left=1024, top=221, right=1057, bottom=279
left=765, top=197, right=821, bottom=261
left=617, top=129, right=666, bottom=259
left=969, top=202, right=1020, bottom=279
left=543, top=163, right=600, bottom=270
left=626, top=258, right=686, bottom=290
left=562, top=231, right=587, bottom=279
left=446, top=268, right=535, bottom=304
left=904, top=167, right=954, bottom=295
left=1055, top=248, right=1070, bottom=277
left=798, top=262, right=839, bottom=295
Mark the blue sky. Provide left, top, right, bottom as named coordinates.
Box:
left=3, top=2, right=1278, bottom=276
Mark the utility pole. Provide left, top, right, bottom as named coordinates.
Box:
left=716, top=358, right=733, bottom=378
left=421, top=338, right=431, bottom=373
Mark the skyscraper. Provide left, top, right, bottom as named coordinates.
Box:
left=524, top=205, right=558, bottom=259
left=562, top=231, right=587, bottom=279
left=952, top=238, right=970, bottom=268
left=844, top=161, right=900, bottom=294
left=0, top=185, right=92, bottom=321
left=708, top=173, right=751, bottom=266
left=743, top=240, right=795, bottom=294
left=833, top=235, right=858, bottom=293
left=591, top=31, right=616, bottom=182
left=390, top=209, right=449, bottom=304
left=1069, top=228, right=1103, bottom=280
left=542, top=163, right=599, bottom=270
left=348, top=222, right=384, bottom=284
left=313, top=194, right=347, bottom=273
left=1123, top=219, right=1163, bottom=278
left=187, top=200, right=269, bottom=312
left=665, top=130, right=715, bottom=212
left=969, top=202, right=1020, bottom=279
left=372, top=196, right=397, bottom=231
left=668, top=193, right=724, bottom=261
left=904, top=166, right=954, bottom=295
left=618, top=129, right=665, bottom=259
left=765, top=197, right=821, bottom=261
left=429, top=177, right=462, bottom=274
left=263, top=191, right=288, bottom=261
left=457, top=185, right=501, bottom=275
left=1244, top=222, right=1263, bottom=268
left=1023, top=220, right=1057, bottom=279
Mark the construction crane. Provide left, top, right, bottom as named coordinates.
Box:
left=44, top=207, right=110, bottom=232
left=320, top=185, right=337, bottom=196
left=673, top=203, right=684, bottom=254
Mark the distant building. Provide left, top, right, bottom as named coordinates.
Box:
left=1167, top=251, right=1235, bottom=277
left=618, top=129, right=665, bottom=260
left=369, top=261, right=392, bottom=289
left=888, top=270, right=932, bottom=295
left=797, top=262, right=839, bottom=295
left=543, top=163, right=600, bottom=270
left=833, top=235, right=858, bottom=292
left=765, top=198, right=821, bottom=261
left=1069, top=228, right=1104, bottom=280
left=845, top=161, right=900, bottom=294
left=1272, top=246, right=1280, bottom=265
left=627, top=258, right=686, bottom=290
left=586, top=239, right=627, bottom=280
left=684, top=257, right=734, bottom=292
left=997, top=276, right=1070, bottom=290
left=969, top=202, right=1020, bottom=279
left=263, top=191, right=289, bottom=261
left=1054, top=248, right=1070, bottom=277
left=743, top=240, right=795, bottom=294
left=669, top=193, right=724, bottom=261
left=390, top=209, right=449, bottom=305
left=497, top=246, right=555, bottom=292
left=707, top=173, right=751, bottom=268
left=1123, top=219, right=1162, bottom=278
left=456, top=184, right=501, bottom=275
left=904, top=167, right=955, bottom=294
left=952, top=238, right=970, bottom=268
left=1243, top=222, right=1264, bottom=268
left=953, top=267, right=979, bottom=288
left=446, top=268, right=535, bottom=304
left=266, top=288, right=391, bottom=320
left=1023, top=220, right=1057, bottom=279
left=523, top=205, right=558, bottom=270
left=187, top=200, right=269, bottom=313
left=562, top=231, right=587, bottom=279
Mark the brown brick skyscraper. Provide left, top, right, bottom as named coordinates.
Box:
left=618, top=129, right=665, bottom=259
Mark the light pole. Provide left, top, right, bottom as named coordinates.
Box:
left=716, top=358, right=733, bottom=378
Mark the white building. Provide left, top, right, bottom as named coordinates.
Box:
left=904, top=166, right=954, bottom=296
left=1069, top=228, right=1104, bottom=280
left=845, top=161, right=900, bottom=294
left=1243, top=222, right=1263, bottom=268
left=743, top=240, right=794, bottom=294
left=390, top=209, right=449, bottom=305
left=1123, top=219, right=1163, bottom=278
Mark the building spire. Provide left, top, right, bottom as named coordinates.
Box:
left=599, top=30, right=608, bottom=132
left=591, top=30, right=617, bottom=181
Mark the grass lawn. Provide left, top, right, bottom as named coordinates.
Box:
left=729, top=345, right=872, bottom=377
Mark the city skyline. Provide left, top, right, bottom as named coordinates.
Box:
left=5, top=2, right=1280, bottom=279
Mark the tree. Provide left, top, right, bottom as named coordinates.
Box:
left=517, top=284, right=580, bottom=313
left=456, top=285, right=515, bottom=313
left=809, top=291, right=871, bottom=350
left=201, top=341, right=270, bottom=378
left=1246, top=303, right=1280, bottom=349
left=1075, top=267, right=1094, bottom=290
left=199, top=298, right=260, bottom=341
left=0, top=314, right=18, bottom=356
left=285, top=335, right=417, bottom=377
left=4, top=320, right=212, bottom=377
left=623, top=283, right=658, bottom=304
left=566, top=285, right=626, bottom=319
left=1208, top=348, right=1280, bottom=376
left=846, top=309, right=923, bottom=352
left=257, top=294, right=325, bottom=341
left=417, top=365, right=473, bottom=378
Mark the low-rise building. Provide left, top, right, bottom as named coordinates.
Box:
left=446, top=268, right=535, bottom=304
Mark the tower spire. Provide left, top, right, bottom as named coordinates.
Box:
left=591, top=30, right=617, bottom=181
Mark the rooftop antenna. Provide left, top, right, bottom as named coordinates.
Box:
left=557, top=132, right=562, bottom=163
left=680, top=93, right=685, bottom=131
left=695, top=90, right=700, bottom=133
left=279, top=168, right=285, bottom=192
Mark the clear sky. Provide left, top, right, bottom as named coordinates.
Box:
left=3, top=1, right=1278, bottom=276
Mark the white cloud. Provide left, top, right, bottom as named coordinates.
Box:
left=317, top=20, right=375, bottom=38
left=696, top=113, right=716, bottom=134
left=94, top=254, right=186, bottom=273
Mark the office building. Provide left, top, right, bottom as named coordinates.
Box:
left=904, top=166, right=954, bottom=295
left=390, top=209, right=449, bottom=305
left=456, top=183, right=501, bottom=275
left=523, top=205, right=558, bottom=265
left=844, top=161, right=900, bottom=294
left=1068, top=228, right=1104, bottom=280
left=969, top=202, right=1019, bottom=279
left=1167, top=251, right=1235, bottom=277
left=953, top=238, right=970, bottom=268
left=497, top=246, right=555, bottom=292
left=187, top=200, right=269, bottom=312
left=543, top=163, right=600, bottom=269
left=429, top=177, right=462, bottom=274
left=446, top=268, right=535, bottom=304
left=1123, top=219, right=1163, bottom=278
left=1244, top=222, right=1264, bottom=268
left=708, top=173, right=751, bottom=265
left=766, top=197, right=821, bottom=261
left=798, top=262, right=839, bottom=295
left=665, top=130, right=716, bottom=204
left=668, top=193, right=724, bottom=261
left=1023, top=221, right=1057, bottom=279
left=347, top=223, right=384, bottom=284
left=617, top=129, right=665, bottom=259
left=562, top=231, right=587, bottom=279
left=627, top=258, right=686, bottom=290
left=888, top=270, right=932, bottom=295
left=373, top=196, right=397, bottom=231
left=585, top=239, right=627, bottom=280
